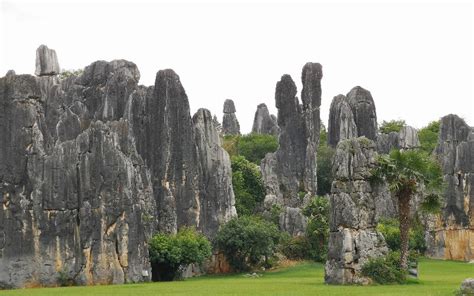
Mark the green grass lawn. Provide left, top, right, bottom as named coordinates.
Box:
left=1, top=259, right=472, bottom=295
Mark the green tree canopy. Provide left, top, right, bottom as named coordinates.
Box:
left=418, top=120, right=440, bottom=154
left=231, top=155, right=266, bottom=216
left=379, top=119, right=406, bottom=134
left=223, top=134, right=278, bottom=165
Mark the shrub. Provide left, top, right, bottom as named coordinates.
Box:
left=231, top=156, right=266, bottom=216
left=222, top=134, right=278, bottom=165
left=149, top=227, right=212, bottom=281
left=279, top=234, right=311, bottom=260
left=379, top=120, right=406, bottom=134
left=216, top=216, right=281, bottom=271
left=57, top=269, right=74, bottom=287
left=361, top=251, right=407, bottom=284
left=317, top=123, right=335, bottom=195
left=303, top=196, right=329, bottom=262
left=376, top=218, right=426, bottom=254
left=418, top=120, right=440, bottom=154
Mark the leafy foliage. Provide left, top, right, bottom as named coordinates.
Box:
left=149, top=227, right=212, bottom=281
left=58, top=69, right=84, bottom=80
left=376, top=218, right=426, bottom=254
left=379, top=120, right=406, bottom=134
left=231, top=156, right=266, bottom=216
left=418, top=120, right=440, bottom=154
left=215, top=216, right=281, bottom=271
left=371, top=149, right=443, bottom=268
left=279, top=234, right=311, bottom=260
left=223, top=134, right=278, bottom=165
left=317, top=123, right=335, bottom=196
left=303, top=196, right=330, bottom=261
left=361, top=251, right=407, bottom=284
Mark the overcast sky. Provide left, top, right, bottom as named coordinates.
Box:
left=1, top=0, right=473, bottom=133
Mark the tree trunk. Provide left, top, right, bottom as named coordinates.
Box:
left=398, top=193, right=411, bottom=270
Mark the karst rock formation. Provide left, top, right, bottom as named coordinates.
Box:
left=251, top=103, right=279, bottom=136
left=260, top=62, right=322, bottom=236
left=324, top=137, right=388, bottom=284
left=426, top=114, right=474, bottom=261
left=221, top=99, right=240, bottom=135
left=0, top=45, right=236, bottom=288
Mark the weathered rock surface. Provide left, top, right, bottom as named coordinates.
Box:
left=460, top=278, right=474, bottom=295
left=0, top=47, right=237, bottom=288
left=328, top=86, right=377, bottom=148
left=193, top=108, right=237, bottom=237
left=251, top=103, right=279, bottom=136
left=328, top=95, right=357, bottom=147
left=261, top=63, right=322, bottom=235
left=325, top=137, right=389, bottom=285
left=222, top=99, right=240, bottom=135
left=35, top=45, right=60, bottom=76
left=376, top=125, right=421, bottom=154
left=426, top=114, right=474, bottom=261
left=346, top=86, right=378, bottom=141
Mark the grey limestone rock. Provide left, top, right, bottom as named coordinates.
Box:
left=260, top=63, right=322, bottom=235
left=426, top=114, right=474, bottom=261
left=346, top=86, right=378, bottom=141
left=251, top=103, right=279, bottom=136
left=460, top=278, right=474, bottom=295
left=222, top=99, right=240, bottom=135
left=325, top=137, right=389, bottom=285
left=0, top=46, right=238, bottom=288
left=328, top=94, right=357, bottom=148
left=35, top=45, right=60, bottom=76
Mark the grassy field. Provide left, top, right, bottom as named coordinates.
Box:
left=1, top=259, right=472, bottom=295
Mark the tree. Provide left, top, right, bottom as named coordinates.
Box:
left=303, top=196, right=330, bottom=261
left=379, top=119, right=406, bottom=134
left=231, top=155, right=266, bottom=216
left=222, top=134, right=278, bottom=165
left=370, top=149, right=443, bottom=269
left=215, top=216, right=281, bottom=271
left=149, top=227, right=211, bottom=281
left=317, top=123, right=334, bottom=195
left=418, top=120, right=440, bottom=154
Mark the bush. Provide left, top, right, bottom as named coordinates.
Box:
left=279, top=234, right=311, bottom=260
left=376, top=218, right=426, bottom=254
left=317, top=123, right=335, bottom=196
left=418, top=120, right=440, bottom=154
left=303, top=196, right=329, bottom=262
left=223, top=134, right=278, bottom=165
left=216, top=216, right=281, bottom=271
left=231, top=156, right=266, bottom=216
left=361, top=251, right=407, bottom=284
left=379, top=120, right=406, bottom=134
left=149, top=227, right=212, bottom=281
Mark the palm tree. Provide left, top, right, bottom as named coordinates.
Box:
left=371, top=149, right=443, bottom=270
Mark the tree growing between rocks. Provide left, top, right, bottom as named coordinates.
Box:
left=370, top=149, right=443, bottom=269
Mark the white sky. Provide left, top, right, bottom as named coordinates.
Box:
left=1, top=0, right=473, bottom=133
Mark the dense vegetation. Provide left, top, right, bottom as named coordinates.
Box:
left=418, top=120, right=440, bottom=154
left=149, top=228, right=212, bottom=281
left=361, top=251, right=408, bottom=284
left=215, top=216, right=281, bottom=271
left=379, top=120, right=406, bottom=134
left=231, top=155, right=266, bottom=216
left=223, top=134, right=278, bottom=165
left=377, top=218, right=426, bottom=254
left=317, top=124, right=334, bottom=196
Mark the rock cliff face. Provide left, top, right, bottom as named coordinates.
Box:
left=251, top=103, right=279, bottom=136
left=426, top=114, right=474, bottom=261
left=260, top=62, right=322, bottom=235
left=0, top=46, right=236, bottom=288
left=376, top=125, right=421, bottom=154
left=328, top=86, right=377, bottom=148
left=325, top=137, right=388, bottom=284
left=222, top=99, right=240, bottom=135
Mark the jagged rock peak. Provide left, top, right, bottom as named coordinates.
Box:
left=223, top=99, right=236, bottom=113
left=328, top=94, right=357, bottom=147
left=251, top=103, right=279, bottom=136
left=35, top=44, right=60, bottom=76
left=222, top=99, right=240, bottom=135
left=346, top=86, right=378, bottom=141
left=301, top=62, right=323, bottom=107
